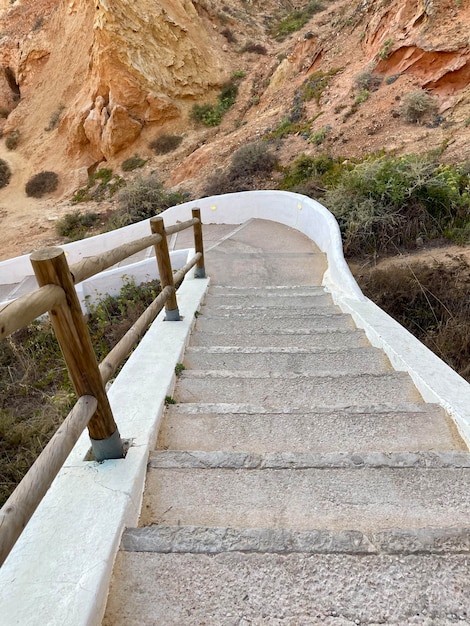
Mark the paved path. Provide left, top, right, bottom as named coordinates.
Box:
left=103, top=219, right=470, bottom=625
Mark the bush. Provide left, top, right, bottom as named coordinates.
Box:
left=121, top=154, right=147, bottom=171
left=45, top=105, right=65, bottom=131
left=358, top=256, right=470, bottom=381
left=109, top=175, right=189, bottom=228
left=0, top=159, right=11, bottom=188
left=354, top=70, right=382, bottom=92
left=191, top=79, right=240, bottom=127
left=269, top=1, right=325, bottom=41
left=150, top=134, right=183, bottom=154
left=5, top=129, right=20, bottom=150
left=399, top=90, right=439, bottom=124
left=71, top=169, right=125, bottom=203
left=55, top=210, right=100, bottom=241
left=203, top=142, right=277, bottom=196
left=241, top=42, right=267, bottom=55
left=25, top=171, right=59, bottom=198
left=323, top=155, right=469, bottom=255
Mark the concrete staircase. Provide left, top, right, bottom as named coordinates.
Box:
left=103, top=220, right=470, bottom=625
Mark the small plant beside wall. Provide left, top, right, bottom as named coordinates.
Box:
left=55, top=210, right=101, bottom=241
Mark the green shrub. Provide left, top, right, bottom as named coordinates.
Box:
left=109, top=175, right=189, bottom=228
left=0, top=159, right=11, bottom=188
left=324, top=155, right=469, bottom=255
left=150, top=135, right=183, bottom=154
left=378, top=38, right=393, bottom=60
left=121, top=154, right=147, bottom=171
left=399, top=90, right=438, bottom=124
left=25, top=171, right=58, bottom=198
left=5, top=129, right=20, bottom=150
left=191, top=79, right=240, bottom=127
left=55, top=210, right=100, bottom=241
left=269, top=1, right=325, bottom=41
left=299, top=69, right=341, bottom=104
left=308, top=126, right=329, bottom=145
left=71, top=169, right=125, bottom=203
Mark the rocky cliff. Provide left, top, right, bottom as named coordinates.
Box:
left=0, top=0, right=469, bottom=244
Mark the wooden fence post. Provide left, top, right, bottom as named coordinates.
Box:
left=150, top=217, right=180, bottom=321
left=192, top=208, right=206, bottom=278
left=30, top=247, right=123, bottom=461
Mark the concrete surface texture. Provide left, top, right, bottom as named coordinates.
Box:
left=102, top=219, right=470, bottom=625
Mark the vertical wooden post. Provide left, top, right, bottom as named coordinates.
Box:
left=192, top=208, right=206, bottom=278
left=30, top=247, right=123, bottom=461
left=150, top=217, right=180, bottom=321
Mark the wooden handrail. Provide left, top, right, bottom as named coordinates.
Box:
left=30, top=248, right=123, bottom=460
left=0, top=285, right=65, bottom=339
left=0, top=395, right=98, bottom=567
left=173, top=252, right=202, bottom=286
left=0, top=210, right=206, bottom=565
left=70, top=232, right=163, bottom=285
left=99, top=285, right=174, bottom=384
left=165, top=217, right=199, bottom=236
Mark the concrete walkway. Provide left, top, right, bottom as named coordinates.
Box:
left=103, top=219, right=470, bottom=625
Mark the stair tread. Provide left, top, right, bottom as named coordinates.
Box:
left=141, top=464, right=470, bottom=531
left=103, top=551, right=470, bottom=626
left=159, top=402, right=463, bottom=453
left=175, top=370, right=422, bottom=406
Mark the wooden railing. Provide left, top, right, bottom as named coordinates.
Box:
left=0, top=209, right=205, bottom=566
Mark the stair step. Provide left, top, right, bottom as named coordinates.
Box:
left=122, top=524, right=470, bottom=555
left=140, top=456, right=470, bottom=531
left=175, top=371, right=421, bottom=407
left=202, top=293, right=334, bottom=308
left=190, top=329, right=369, bottom=349
left=103, top=551, right=470, bottom=625
left=183, top=346, right=391, bottom=374
left=208, top=285, right=327, bottom=296
left=158, top=402, right=465, bottom=453
left=195, top=313, right=354, bottom=333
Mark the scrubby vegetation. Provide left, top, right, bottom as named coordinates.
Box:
left=279, top=153, right=470, bottom=256
left=55, top=210, right=101, bottom=241
left=5, top=129, right=20, bottom=150
left=203, top=141, right=278, bottom=196
left=71, top=168, right=125, bottom=203
left=121, top=154, right=147, bottom=172
left=269, top=0, right=325, bottom=41
left=0, top=159, right=11, bottom=189
left=399, top=90, right=439, bottom=124
left=191, top=78, right=240, bottom=127
left=0, top=279, right=161, bottom=506
left=107, top=175, right=189, bottom=228
left=150, top=134, right=183, bottom=154
left=358, top=256, right=470, bottom=382
left=25, top=171, right=59, bottom=198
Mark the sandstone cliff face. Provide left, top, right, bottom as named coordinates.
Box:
left=0, top=0, right=229, bottom=174
left=0, top=0, right=469, bottom=198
